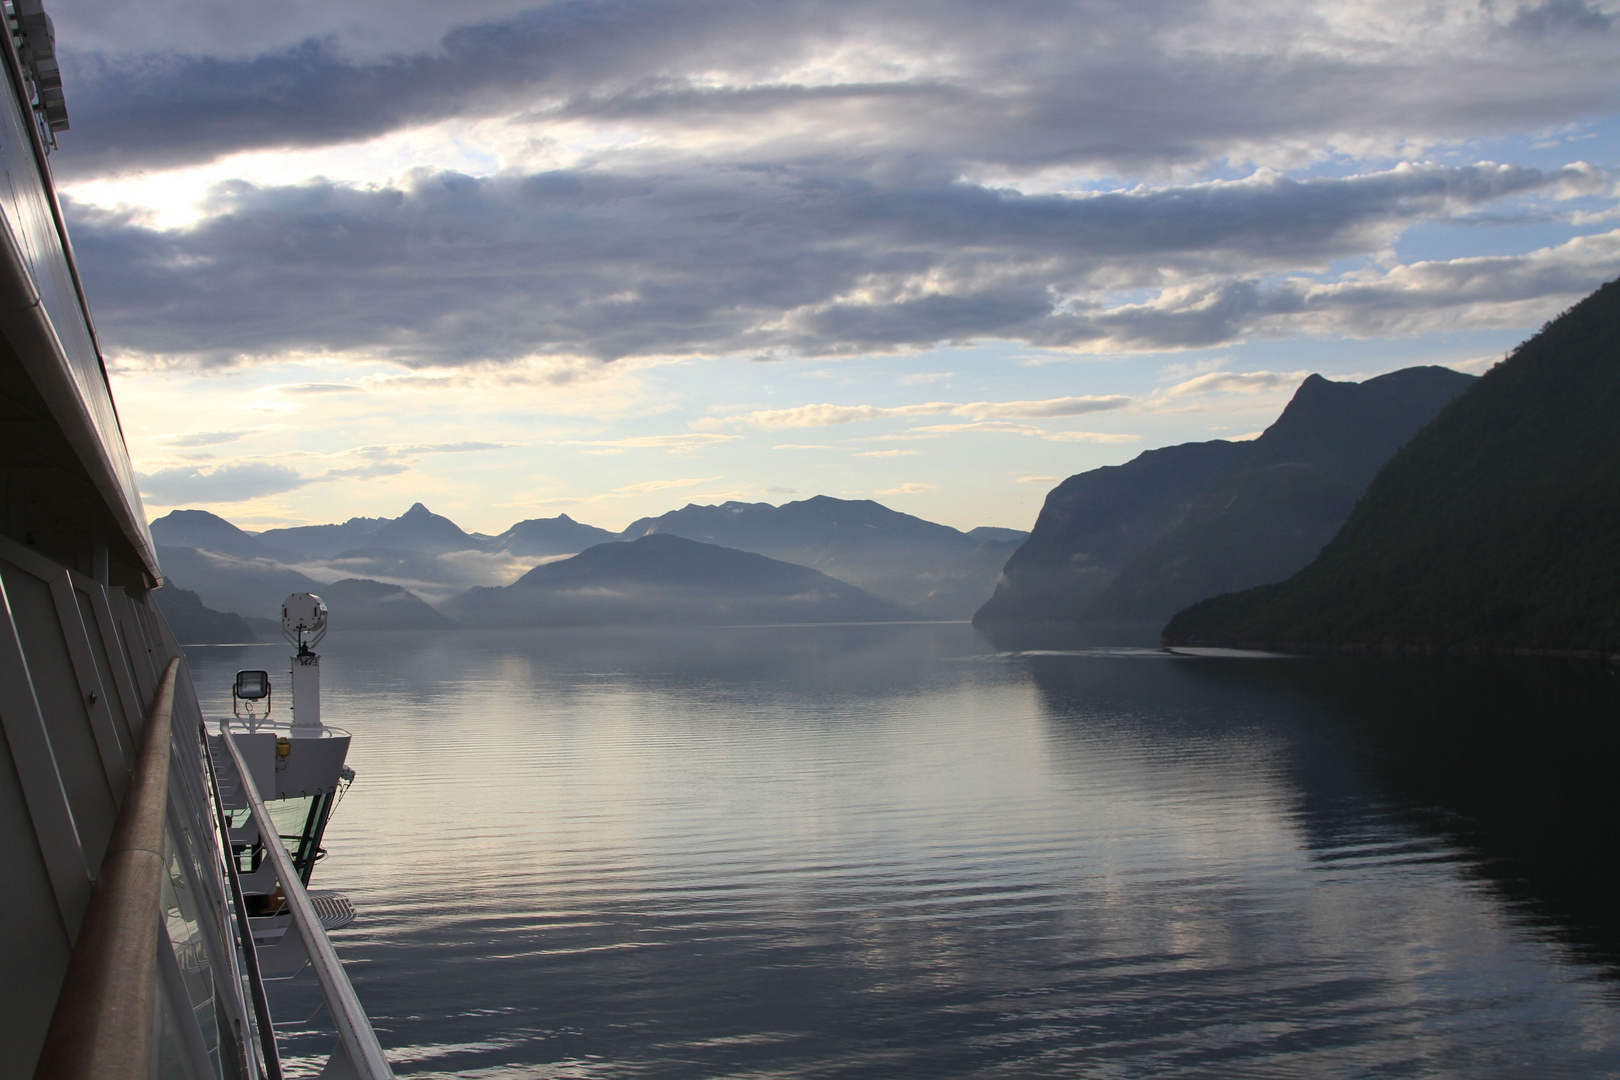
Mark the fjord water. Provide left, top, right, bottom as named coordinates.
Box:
left=185, top=625, right=1620, bottom=1078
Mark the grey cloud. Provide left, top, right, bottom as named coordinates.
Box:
left=56, top=0, right=855, bottom=177
left=138, top=460, right=308, bottom=503
left=1507, top=0, right=1612, bottom=39
left=50, top=0, right=1620, bottom=180
left=69, top=162, right=1603, bottom=366
left=1026, top=234, right=1620, bottom=350
left=278, top=382, right=365, bottom=394
left=167, top=429, right=251, bottom=446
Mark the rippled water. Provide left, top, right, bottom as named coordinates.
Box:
left=185, top=624, right=1620, bottom=1078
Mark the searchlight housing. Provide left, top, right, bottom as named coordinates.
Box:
left=282, top=592, right=327, bottom=728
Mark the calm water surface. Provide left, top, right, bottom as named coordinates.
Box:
left=185, top=624, right=1620, bottom=1078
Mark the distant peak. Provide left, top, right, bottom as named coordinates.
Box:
left=153, top=508, right=232, bottom=525
left=403, top=502, right=431, bottom=516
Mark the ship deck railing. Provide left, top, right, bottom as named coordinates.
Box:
left=22, top=626, right=394, bottom=1080
left=212, top=723, right=394, bottom=1080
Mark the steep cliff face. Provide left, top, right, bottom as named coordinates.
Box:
left=975, top=366, right=1475, bottom=629
left=975, top=440, right=1249, bottom=626
left=1093, top=367, right=1475, bottom=623
left=1165, top=278, right=1620, bottom=655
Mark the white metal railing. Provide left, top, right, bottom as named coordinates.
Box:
left=219, top=725, right=394, bottom=1080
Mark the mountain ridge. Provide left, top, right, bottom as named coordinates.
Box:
left=1163, top=278, right=1620, bottom=655
left=153, top=497, right=1028, bottom=621
left=447, top=533, right=920, bottom=627
left=975, top=365, right=1475, bottom=631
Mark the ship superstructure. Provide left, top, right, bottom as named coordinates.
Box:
left=0, top=4, right=391, bottom=1076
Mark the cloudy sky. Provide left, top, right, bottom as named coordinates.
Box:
left=53, top=0, right=1620, bottom=534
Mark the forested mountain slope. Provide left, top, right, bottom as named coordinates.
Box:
left=1092, top=367, right=1474, bottom=622
left=975, top=366, right=1472, bottom=629
left=1165, top=278, right=1620, bottom=655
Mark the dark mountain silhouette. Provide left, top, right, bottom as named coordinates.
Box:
left=258, top=502, right=476, bottom=557
left=370, top=503, right=479, bottom=554
left=621, top=496, right=1027, bottom=617
left=1092, top=367, right=1475, bottom=622
left=447, top=533, right=920, bottom=627
left=966, top=526, right=1029, bottom=544
left=151, top=508, right=279, bottom=559
left=1165, top=278, right=1620, bottom=656
left=975, top=366, right=1474, bottom=631
left=156, top=544, right=324, bottom=621
left=493, top=514, right=620, bottom=556
left=152, top=499, right=1024, bottom=622
left=256, top=514, right=390, bottom=557
left=975, top=440, right=1251, bottom=627
left=152, top=586, right=256, bottom=643
left=316, top=578, right=455, bottom=630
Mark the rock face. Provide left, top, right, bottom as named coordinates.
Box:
left=446, top=533, right=920, bottom=627
left=152, top=586, right=256, bottom=643
left=975, top=366, right=1476, bottom=630
left=1165, top=278, right=1620, bottom=655
left=975, top=440, right=1252, bottom=627
left=1092, top=367, right=1476, bottom=622
left=622, top=496, right=1027, bottom=618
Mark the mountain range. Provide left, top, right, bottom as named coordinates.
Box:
left=152, top=354, right=1522, bottom=644
left=974, top=365, right=1476, bottom=633
left=151, top=496, right=1030, bottom=628
left=1165, top=278, right=1620, bottom=656
left=622, top=496, right=1024, bottom=617
left=446, top=533, right=918, bottom=627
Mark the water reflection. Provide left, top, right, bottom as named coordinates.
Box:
left=184, top=627, right=1620, bottom=1078
left=1173, top=654, right=1620, bottom=970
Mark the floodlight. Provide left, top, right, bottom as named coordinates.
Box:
left=233, top=669, right=271, bottom=718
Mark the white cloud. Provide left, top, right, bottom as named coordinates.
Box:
left=605, top=476, right=725, bottom=497
left=562, top=433, right=741, bottom=453
left=902, top=421, right=1139, bottom=443
left=732, top=395, right=1130, bottom=428
left=1163, top=370, right=1314, bottom=397
left=1042, top=431, right=1141, bottom=443
left=875, top=482, right=937, bottom=495
left=738, top=402, right=957, bottom=427
left=856, top=449, right=921, bottom=457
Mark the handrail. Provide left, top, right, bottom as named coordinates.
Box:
left=34, top=656, right=179, bottom=1080
left=220, top=723, right=394, bottom=1080
left=201, top=726, right=283, bottom=1080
